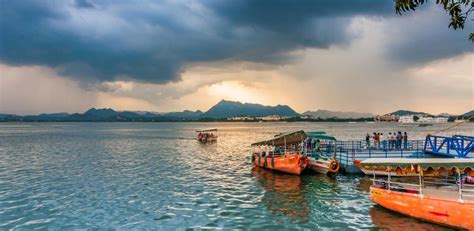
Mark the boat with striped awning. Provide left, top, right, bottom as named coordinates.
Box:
left=251, top=131, right=309, bottom=175
left=364, top=158, right=474, bottom=229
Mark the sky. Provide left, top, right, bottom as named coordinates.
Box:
left=0, top=0, right=472, bottom=115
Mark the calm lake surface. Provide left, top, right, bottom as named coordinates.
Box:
left=1, top=122, right=473, bottom=230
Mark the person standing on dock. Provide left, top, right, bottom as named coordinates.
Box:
left=403, top=132, right=408, bottom=150
left=396, top=132, right=402, bottom=149
left=380, top=133, right=384, bottom=149
left=366, top=133, right=371, bottom=149
left=388, top=132, right=393, bottom=150
left=375, top=133, right=380, bottom=149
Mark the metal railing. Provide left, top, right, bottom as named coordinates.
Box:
left=371, top=178, right=421, bottom=194
left=333, top=140, right=425, bottom=166
left=424, top=135, right=474, bottom=158
left=372, top=174, right=474, bottom=201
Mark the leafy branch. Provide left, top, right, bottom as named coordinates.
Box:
left=395, top=0, right=473, bottom=42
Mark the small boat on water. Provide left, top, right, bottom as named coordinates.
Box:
left=361, top=158, right=474, bottom=229
left=251, top=130, right=339, bottom=175
left=304, top=132, right=339, bottom=175
left=251, top=131, right=309, bottom=175
left=196, top=129, right=217, bottom=143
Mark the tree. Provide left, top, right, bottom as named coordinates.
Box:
left=413, top=115, right=420, bottom=122
left=395, top=0, right=474, bottom=42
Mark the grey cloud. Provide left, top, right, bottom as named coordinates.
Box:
left=75, top=0, right=95, bottom=8
left=0, top=0, right=468, bottom=85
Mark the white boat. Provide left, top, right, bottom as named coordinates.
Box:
left=196, top=129, right=218, bottom=142
left=304, top=132, right=340, bottom=175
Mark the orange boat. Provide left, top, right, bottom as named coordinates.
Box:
left=251, top=131, right=309, bottom=175
left=361, top=158, right=474, bottom=230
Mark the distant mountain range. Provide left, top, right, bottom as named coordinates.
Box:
left=302, top=110, right=373, bottom=119
left=388, top=110, right=433, bottom=116
left=201, top=100, right=299, bottom=118
left=462, top=110, right=474, bottom=118
left=0, top=100, right=472, bottom=122
left=0, top=108, right=203, bottom=122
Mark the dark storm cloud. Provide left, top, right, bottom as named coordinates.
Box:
left=0, top=0, right=467, bottom=84
left=74, top=0, right=95, bottom=8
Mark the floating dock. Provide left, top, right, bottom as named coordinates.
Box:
left=327, top=135, right=474, bottom=174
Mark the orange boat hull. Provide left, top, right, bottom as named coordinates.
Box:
left=252, top=153, right=308, bottom=175
left=370, top=187, right=474, bottom=230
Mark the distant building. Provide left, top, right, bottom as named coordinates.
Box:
left=227, top=116, right=255, bottom=121
left=375, top=114, right=399, bottom=122
left=398, top=115, right=449, bottom=124
left=399, top=115, right=415, bottom=123
left=256, top=115, right=282, bottom=121
left=418, top=116, right=448, bottom=124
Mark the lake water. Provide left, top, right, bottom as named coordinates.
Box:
left=1, top=122, right=472, bottom=230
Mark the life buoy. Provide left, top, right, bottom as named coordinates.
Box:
left=328, top=159, right=340, bottom=173
left=300, top=156, right=309, bottom=168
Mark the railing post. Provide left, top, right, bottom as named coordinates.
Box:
left=387, top=171, right=391, bottom=191
left=458, top=170, right=463, bottom=202
left=419, top=173, right=423, bottom=198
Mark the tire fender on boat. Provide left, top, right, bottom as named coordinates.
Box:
left=328, top=159, right=340, bottom=173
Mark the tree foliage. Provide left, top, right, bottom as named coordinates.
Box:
left=395, top=0, right=474, bottom=42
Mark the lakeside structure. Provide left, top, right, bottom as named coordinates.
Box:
left=398, top=115, right=449, bottom=124
left=250, top=130, right=474, bottom=229
left=251, top=130, right=474, bottom=175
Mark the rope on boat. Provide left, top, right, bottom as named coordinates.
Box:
left=428, top=116, right=474, bottom=135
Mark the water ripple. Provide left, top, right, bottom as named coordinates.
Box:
left=1, top=122, right=470, bottom=229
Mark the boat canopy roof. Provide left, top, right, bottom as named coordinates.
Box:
left=306, top=131, right=336, bottom=141
left=251, top=130, right=336, bottom=146
left=252, top=130, right=306, bottom=146
left=196, top=128, right=217, bottom=132
left=360, top=158, right=474, bottom=176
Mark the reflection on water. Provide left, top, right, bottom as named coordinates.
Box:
left=252, top=167, right=309, bottom=222
left=0, top=122, right=472, bottom=229
left=370, top=206, right=452, bottom=231
left=356, top=176, right=374, bottom=193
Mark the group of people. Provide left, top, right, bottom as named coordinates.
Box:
left=366, top=131, right=409, bottom=150
left=197, top=132, right=216, bottom=142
